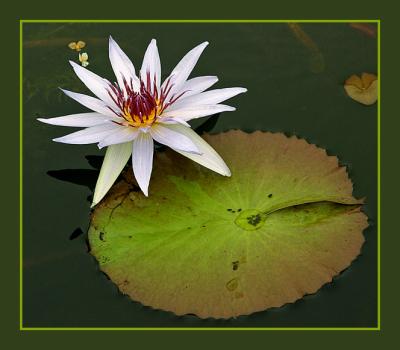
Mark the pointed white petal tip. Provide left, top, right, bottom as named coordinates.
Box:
left=59, top=87, right=69, bottom=95
left=38, top=117, right=61, bottom=126
left=109, top=35, right=119, bottom=47
left=212, top=162, right=231, bottom=177
left=196, top=41, right=209, bottom=51
left=223, top=168, right=232, bottom=177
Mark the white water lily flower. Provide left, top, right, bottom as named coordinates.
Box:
left=38, top=36, right=247, bottom=206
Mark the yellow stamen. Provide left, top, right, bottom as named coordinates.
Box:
left=123, top=107, right=159, bottom=128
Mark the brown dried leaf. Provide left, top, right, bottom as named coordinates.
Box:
left=344, top=72, right=377, bottom=105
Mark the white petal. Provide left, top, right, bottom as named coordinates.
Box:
left=69, top=61, right=117, bottom=108
left=37, top=112, right=116, bottom=127
left=53, top=123, right=121, bottom=144
left=157, top=116, right=191, bottom=127
left=161, top=104, right=235, bottom=121
left=150, top=124, right=200, bottom=154
left=171, top=87, right=247, bottom=109
left=162, top=124, right=231, bottom=176
left=132, top=133, right=154, bottom=196
left=109, top=36, right=140, bottom=92
left=98, top=127, right=139, bottom=149
left=61, top=89, right=117, bottom=117
left=92, top=142, right=132, bottom=207
left=179, top=76, right=218, bottom=97
left=162, top=42, right=209, bottom=100
left=140, top=39, right=161, bottom=93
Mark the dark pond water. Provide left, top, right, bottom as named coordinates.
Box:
left=23, top=22, right=377, bottom=327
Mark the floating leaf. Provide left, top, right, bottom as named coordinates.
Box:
left=344, top=72, right=377, bottom=105
left=88, top=131, right=367, bottom=319
left=78, top=52, right=89, bottom=67
left=68, top=40, right=86, bottom=51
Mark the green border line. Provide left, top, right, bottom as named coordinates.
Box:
left=20, top=19, right=380, bottom=23
left=377, top=20, right=381, bottom=331
left=19, top=19, right=381, bottom=332
left=21, top=327, right=379, bottom=331
left=19, top=19, right=24, bottom=332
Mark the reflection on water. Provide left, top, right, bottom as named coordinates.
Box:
left=349, top=23, right=377, bottom=38
left=69, top=228, right=84, bottom=241
left=48, top=168, right=99, bottom=191
left=287, top=23, right=325, bottom=73
left=23, top=22, right=377, bottom=327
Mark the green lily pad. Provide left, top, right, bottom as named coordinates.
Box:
left=88, top=131, right=368, bottom=319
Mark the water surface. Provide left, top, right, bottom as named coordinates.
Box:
left=23, top=22, right=377, bottom=327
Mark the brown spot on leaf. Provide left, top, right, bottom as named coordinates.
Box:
left=235, top=292, right=244, bottom=299
left=226, top=278, right=239, bottom=291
